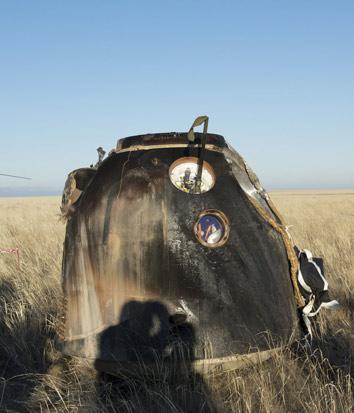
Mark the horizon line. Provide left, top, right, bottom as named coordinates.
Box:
left=0, top=187, right=353, bottom=199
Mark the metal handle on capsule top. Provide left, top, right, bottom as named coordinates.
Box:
left=187, top=115, right=209, bottom=143
left=187, top=116, right=209, bottom=193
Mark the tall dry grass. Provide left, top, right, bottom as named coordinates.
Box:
left=0, top=192, right=352, bottom=412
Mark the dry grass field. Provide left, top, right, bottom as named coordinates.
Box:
left=0, top=191, right=353, bottom=412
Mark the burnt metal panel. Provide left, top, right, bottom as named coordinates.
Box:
left=61, top=133, right=300, bottom=363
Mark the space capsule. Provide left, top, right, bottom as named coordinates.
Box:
left=60, top=117, right=304, bottom=374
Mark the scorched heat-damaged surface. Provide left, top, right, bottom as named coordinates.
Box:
left=61, top=132, right=300, bottom=363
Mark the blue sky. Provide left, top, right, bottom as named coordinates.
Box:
left=0, top=1, right=353, bottom=196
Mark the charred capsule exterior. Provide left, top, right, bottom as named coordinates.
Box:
left=61, top=132, right=301, bottom=366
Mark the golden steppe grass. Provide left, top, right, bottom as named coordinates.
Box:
left=0, top=191, right=353, bottom=412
